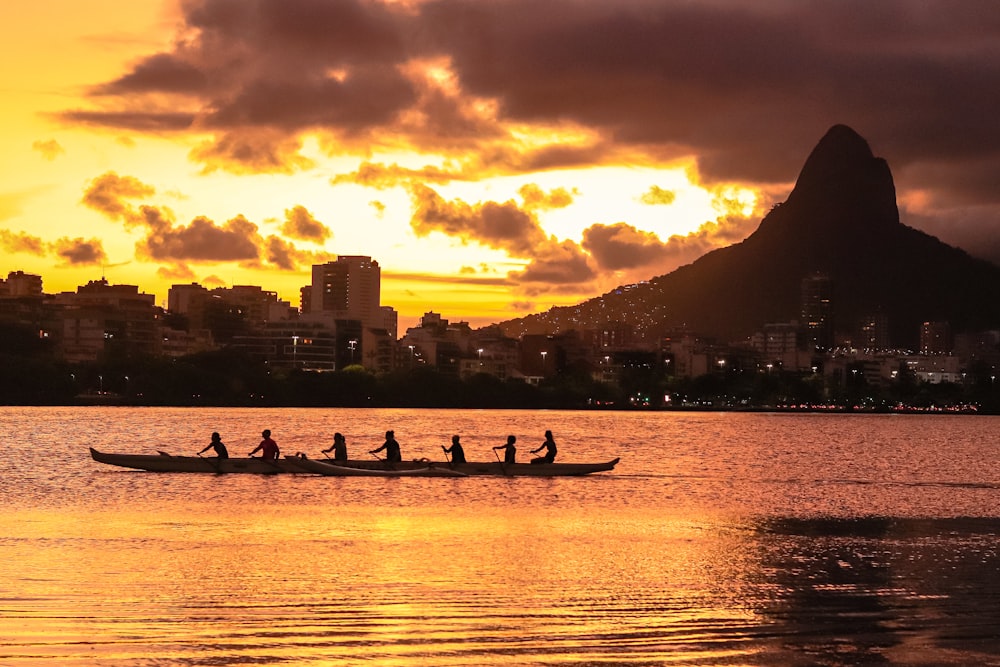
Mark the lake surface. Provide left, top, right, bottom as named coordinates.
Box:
left=3, top=407, right=1000, bottom=665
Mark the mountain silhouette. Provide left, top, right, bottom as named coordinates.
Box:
left=501, top=125, right=1000, bottom=348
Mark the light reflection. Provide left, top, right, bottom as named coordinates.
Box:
left=6, top=408, right=1000, bottom=664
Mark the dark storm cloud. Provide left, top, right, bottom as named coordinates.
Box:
left=0, top=230, right=46, bottom=256
left=384, top=271, right=513, bottom=287
left=202, top=65, right=415, bottom=131
left=59, top=110, right=196, bottom=132
left=61, top=0, right=1000, bottom=260
left=408, top=184, right=597, bottom=286
left=582, top=223, right=669, bottom=271
left=191, top=132, right=315, bottom=174
left=281, top=205, right=331, bottom=243
left=262, top=235, right=334, bottom=270
left=409, top=183, right=547, bottom=256
left=94, top=53, right=208, bottom=95
left=52, top=237, right=108, bottom=266
left=64, top=0, right=1000, bottom=185
left=513, top=240, right=596, bottom=286
left=581, top=211, right=760, bottom=275
left=430, top=0, right=1000, bottom=182
left=81, top=171, right=326, bottom=270
left=82, top=172, right=156, bottom=223
left=140, top=212, right=262, bottom=262
left=0, top=228, right=115, bottom=266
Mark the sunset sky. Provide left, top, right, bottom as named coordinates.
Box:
left=2, top=0, right=998, bottom=329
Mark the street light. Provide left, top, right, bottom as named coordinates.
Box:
left=292, top=335, right=299, bottom=367
left=540, top=351, right=548, bottom=373
left=348, top=339, right=357, bottom=363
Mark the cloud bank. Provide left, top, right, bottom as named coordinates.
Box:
left=54, top=0, right=1000, bottom=291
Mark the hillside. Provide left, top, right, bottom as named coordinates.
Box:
left=500, top=125, right=1000, bottom=348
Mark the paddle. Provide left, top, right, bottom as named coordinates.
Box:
left=197, top=452, right=223, bottom=474
left=254, top=455, right=283, bottom=474
left=493, top=447, right=509, bottom=476
left=247, top=447, right=283, bottom=473
left=442, top=445, right=452, bottom=469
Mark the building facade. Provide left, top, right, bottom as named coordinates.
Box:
left=309, top=256, right=381, bottom=329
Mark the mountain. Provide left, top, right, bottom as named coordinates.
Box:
left=500, top=125, right=1000, bottom=348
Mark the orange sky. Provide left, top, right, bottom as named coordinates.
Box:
left=2, top=1, right=998, bottom=330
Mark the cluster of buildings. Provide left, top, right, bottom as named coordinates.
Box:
left=725, top=273, right=999, bottom=390
left=1, top=262, right=998, bottom=393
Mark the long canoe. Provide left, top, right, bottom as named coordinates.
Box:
left=90, top=448, right=302, bottom=474
left=289, top=456, right=467, bottom=477
left=318, top=457, right=621, bottom=477
left=91, top=448, right=620, bottom=477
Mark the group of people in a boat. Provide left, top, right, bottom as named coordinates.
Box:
left=198, top=428, right=559, bottom=464
left=196, top=429, right=276, bottom=460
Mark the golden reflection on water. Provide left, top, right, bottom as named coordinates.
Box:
left=5, top=408, right=1000, bottom=665
left=2, top=499, right=763, bottom=665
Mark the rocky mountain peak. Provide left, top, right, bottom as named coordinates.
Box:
left=758, top=124, right=900, bottom=239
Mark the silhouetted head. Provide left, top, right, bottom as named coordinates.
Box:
left=386, top=430, right=394, bottom=438
left=507, top=435, right=516, bottom=444
left=211, top=432, right=220, bottom=441
left=334, top=432, right=343, bottom=441
left=452, top=435, right=460, bottom=444
left=545, top=430, right=553, bottom=439
left=262, top=429, right=271, bottom=438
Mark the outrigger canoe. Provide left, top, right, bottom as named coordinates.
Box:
left=90, top=448, right=620, bottom=477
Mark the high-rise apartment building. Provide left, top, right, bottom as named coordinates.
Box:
left=801, top=273, right=834, bottom=351
left=309, top=256, right=381, bottom=328
left=859, top=313, right=891, bottom=351
left=920, top=321, right=952, bottom=355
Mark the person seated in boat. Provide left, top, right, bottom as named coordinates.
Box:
left=322, top=432, right=349, bottom=461
left=493, top=435, right=517, bottom=464
left=530, top=430, right=557, bottom=464
left=442, top=435, right=466, bottom=464
left=198, top=432, right=229, bottom=459
left=249, top=429, right=280, bottom=460
left=370, top=430, right=401, bottom=462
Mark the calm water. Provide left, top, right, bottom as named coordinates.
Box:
left=3, top=407, right=1000, bottom=666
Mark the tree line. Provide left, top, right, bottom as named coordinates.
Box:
left=1, top=320, right=998, bottom=411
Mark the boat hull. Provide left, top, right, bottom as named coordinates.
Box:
left=90, top=448, right=301, bottom=474
left=323, top=457, right=620, bottom=476
left=290, top=456, right=467, bottom=477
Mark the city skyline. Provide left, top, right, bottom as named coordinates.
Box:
left=2, top=1, right=1000, bottom=331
